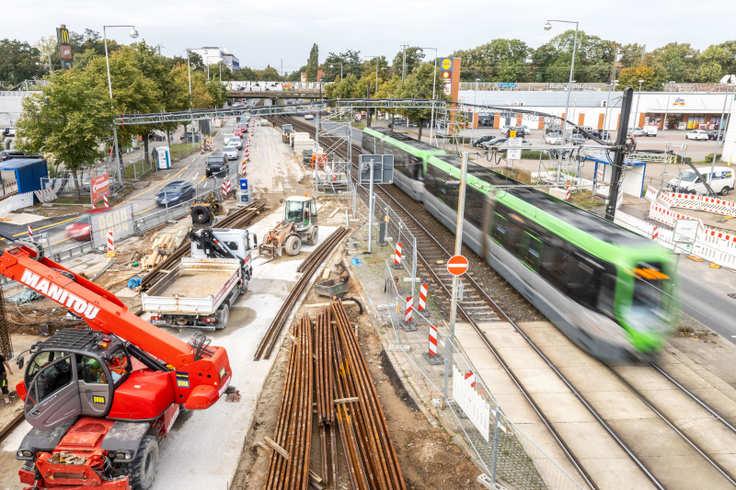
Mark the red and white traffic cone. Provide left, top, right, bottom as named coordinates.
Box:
left=404, top=297, right=413, bottom=324
left=418, top=284, right=428, bottom=311
left=428, top=325, right=438, bottom=356
left=393, top=242, right=402, bottom=269
left=106, top=231, right=115, bottom=257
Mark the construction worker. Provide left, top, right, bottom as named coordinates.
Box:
left=1, top=352, right=13, bottom=404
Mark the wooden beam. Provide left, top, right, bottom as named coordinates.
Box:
left=334, top=397, right=359, bottom=404
left=263, top=436, right=289, bottom=460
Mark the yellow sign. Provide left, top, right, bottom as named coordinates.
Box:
left=92, top=395, right=106, bottom=404
left=441, top=58, right=453, bottom=71
left=509, top=130, right=517, bottom=138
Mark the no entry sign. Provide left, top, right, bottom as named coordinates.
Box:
left=447, top=255, right=469, bottom=276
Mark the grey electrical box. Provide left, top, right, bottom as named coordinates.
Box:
left=359, top=154, right=394, bottom=184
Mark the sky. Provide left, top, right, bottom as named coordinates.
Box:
left=5, top=0, right=736, bottom=73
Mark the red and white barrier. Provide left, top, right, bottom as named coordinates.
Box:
left=428, top=325, right=438, bottom=356
left=241, top=161, right=247, bottom=175
left=106, top=231, right=115, bottom=257
left=565, top=185, right=570, bottom=201
left=92, top=204, right=97, bottom=209
left=465, top=371, right=476, bottom=388
left=27, top=225, right=33, bottom=237
left=394, top=242, right=402, bottom=268
left=104, top=196, right=109, bottom=208
left=33, top=188, right=58, bottom=203
left=405, top=297, right=413, bottom=324
left=418, top=284, right=428, bottom=311
left=651, top=226, right=659, bottom=240
left=222, top=179, right=231, bottom=197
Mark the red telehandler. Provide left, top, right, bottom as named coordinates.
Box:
left=0, top=244, right=235, bottom=490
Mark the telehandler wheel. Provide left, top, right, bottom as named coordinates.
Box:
left=191, top=205, right=211, bottom=225
left=307, top=226, right=319, bottom=246
left=284, top=234, right=302, bottom=256
left=122, top=436, right=159, bottom=490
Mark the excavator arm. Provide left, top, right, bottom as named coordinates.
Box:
left=0, top=245, right=232, bottom=410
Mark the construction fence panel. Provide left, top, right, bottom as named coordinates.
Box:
left=0, top=192, right=33, bottom=218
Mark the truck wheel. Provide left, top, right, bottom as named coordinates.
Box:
left=191, top=205, right=211, bottom=224
left=123, top=436, right=159, bottom=490
left=307, top=226, right=319, bottom=246
left=216, top=304, right=230, bottom=330
left=721, top=186, right=730, bottom=196
left=285, top=234, right=301, bottom=256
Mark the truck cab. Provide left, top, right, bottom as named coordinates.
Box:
left=190, top=228, right=252, bottom=262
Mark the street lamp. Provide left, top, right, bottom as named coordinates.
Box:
left=417, top=47, right=438, bottom=144
left=710, top=79, right=734, bottom=178
left=633, top=79, right=645, bottom=131
left=330, top=63, right=343, bottom=80
left=544, top=20, right=579, bottom=184
left=472, top=78, right=480, bottom=142
left=104, top=24, right=139, bottom=185
left=603, top=80, right=618, bottom=136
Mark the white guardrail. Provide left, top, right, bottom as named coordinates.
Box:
left=615, top=190, right=736, bottom=269
left=0, top=192, right=34, bottom=218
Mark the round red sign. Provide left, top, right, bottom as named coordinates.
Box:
left=447, top=255, right=469, bottom=276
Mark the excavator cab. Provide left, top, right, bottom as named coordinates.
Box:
left=283, top=196, right=318, bottom=231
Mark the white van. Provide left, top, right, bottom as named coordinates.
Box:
left=643, top=125, right=658, bottom=137
left=668, top=166, right=735, bottom=196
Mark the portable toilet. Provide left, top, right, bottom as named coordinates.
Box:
left=156, top=146, right=171, bottom=169
left=0, top=158, right=48, bottom=197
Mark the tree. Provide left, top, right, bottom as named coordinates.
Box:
left=15, top=68, right=114, bottom=200
left=306, top=44, right=319, bottom=82
left=717, top=41, right=736, bottom=78
left=0, top=39, right=44, bottom=86
left=618, top=64, right=659, bottom=91
left=323, top=49, right=362, bottom=79
left=257, top=66, right=280, bottom=81
left=397, top=62, right=448, bottom=140
left=450, top=39, right=531, bottom=82
left=287, top=65, right=306, bottom=82
left=392, top=47, right=425, bottom=79
left=650, top=42, right=699, bottom=82
left=33, top=35, right=58, bottom=75
left=536, top=30, right=617, bottom=83
left=619, top=43, right=646, bottom=69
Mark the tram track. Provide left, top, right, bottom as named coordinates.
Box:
left=273, top=114, right=736, bottom=489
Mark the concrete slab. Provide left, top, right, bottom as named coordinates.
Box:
left=5, top=213, right=47, bottom=225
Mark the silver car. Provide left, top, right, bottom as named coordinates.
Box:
left=222, top=146, right=238, bottom=160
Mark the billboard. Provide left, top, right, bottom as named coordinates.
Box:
left=56, top=25, right=72, bottom=69
left=90, top=173, right=110, bottom=203
left=90, top=204, right=134, bottom=246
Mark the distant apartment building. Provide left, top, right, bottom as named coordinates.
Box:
left=191, top=47, right=240, bottom=71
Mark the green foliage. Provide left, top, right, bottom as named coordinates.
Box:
left=451, top=39, right=531, bottom=82
left=618, top=65, right=659, bottom=91
left=619, top=43, right=646, bottom=69
left=396, top=62, right=449, bottom=123
left=16, top=67, right=114, bottom=198
left=534, top=30, right=617, bottom=83
left=306, top=44, right=319, bottom=82
left=392, top=47, right=425, bottom=79
left=0, top=39, right=44, bottom=86
left=323, top=49, right=362, bottom=79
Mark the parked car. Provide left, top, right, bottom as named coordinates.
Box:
left=708, top=129, right=725, bottom=141
left=480, top=137, right=508, bottom=149
left=3, top=127, right=16, bottom=137
left=545, top=124, right=562, bottom=135
left=667, top=166, right=734, bottom=196
left=65, top=207, right=111, bottom=242
left=567, top=134, right=586, bottom=145
left=544, top=132, right=563, bottom=145
left=629, top=127, right=646, bottom=137
left=501, top=126, right=530, bottom=137
left=304, top=114, right=315, bottom=120
left=686, top=130, right=709, bottom=141
left=471, top=135, right=497, bottom=148
left=155, top=181, right=196, bottom=206
left=180, top=133, right=201, bottom=143
left=591, top=129, right=611, bottom=140
left=222, top=146, right=238, bottom=160
left=206, top=152, right=229, bottom=177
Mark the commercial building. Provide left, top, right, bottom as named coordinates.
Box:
left=459, top=89, right=734, bottom=132
left=190, top=47, right=240, bottom=71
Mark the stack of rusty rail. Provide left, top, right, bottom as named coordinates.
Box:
left=262, top=300, right=406, bottom=490
left=139, top=201, right=266, bottom=290
left=263, top=313, right=313, bottom=490
left=254, top=225, right=350, bottom=361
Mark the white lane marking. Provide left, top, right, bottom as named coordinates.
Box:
left=194, top=172, right=199, bottom=179
left=203, top=182, right=208, bottom=188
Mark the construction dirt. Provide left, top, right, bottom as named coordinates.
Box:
left=231, top=228, right=485, bottom=490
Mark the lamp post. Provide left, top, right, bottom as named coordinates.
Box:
left=661, top=81, right=676, bottom=136
left=472, top=78, right=480, bottom=142
left=633, top=79, right=645, bottom=131
left=104, top=24, right=139, bottom=185
left=604, top=80, right=618, bottom=135
left=544, top=20, right=578, bottom=184
left=417, top=47, right=438, bottom=145
left=186, top=49, right=192, bottom=107
left=710, top=81, right=733, bottom=179
left=330, top=63, right=343, bottom=80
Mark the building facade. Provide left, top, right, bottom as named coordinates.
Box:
left=191, top=47, right=239, bottom=71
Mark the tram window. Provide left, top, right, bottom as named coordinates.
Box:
left=464, top=187, right=483, bottom=227
left=597, top=273, right=617, bottom=318
left=408, top=155, right=422, bottom=181
left=505, top=215, right=523, bottom=256
left=362, top=134, right=376, bottom=153
left=519, top=232, right=543, bottom=272
left=633, top=262, right=665, bottom=311
left=445, top=181, right=460, bottom=211
left=491, top=214, right=508, bottom=246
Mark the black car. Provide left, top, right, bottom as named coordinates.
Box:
left=708, top=130, right=724, bottom=141
left=479, top=137, right=508, bottom=149
left=591, top=129, right=611, bottom=140
left=471, top=135, right=497, bottom=148
left=155, top=181, right=196, bottom=207
left=206, top=152, right=229, bottom=177
left=3, top=128, right=16, bottom=137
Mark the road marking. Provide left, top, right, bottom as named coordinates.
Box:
left=119, top=165, right=189, bottom=205
left=194, top=172, right=199, bottom=179
left=12, top=215, right=80, bottom=237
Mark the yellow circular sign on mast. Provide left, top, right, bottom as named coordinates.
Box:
left=441, top=58, right=453, bottom=71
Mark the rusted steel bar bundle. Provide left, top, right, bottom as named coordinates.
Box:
left=331, top=300, right=407, bottom=490
left=254, top=226, right=350, bottom=361
left=262, top=314, right=313, bottom=490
